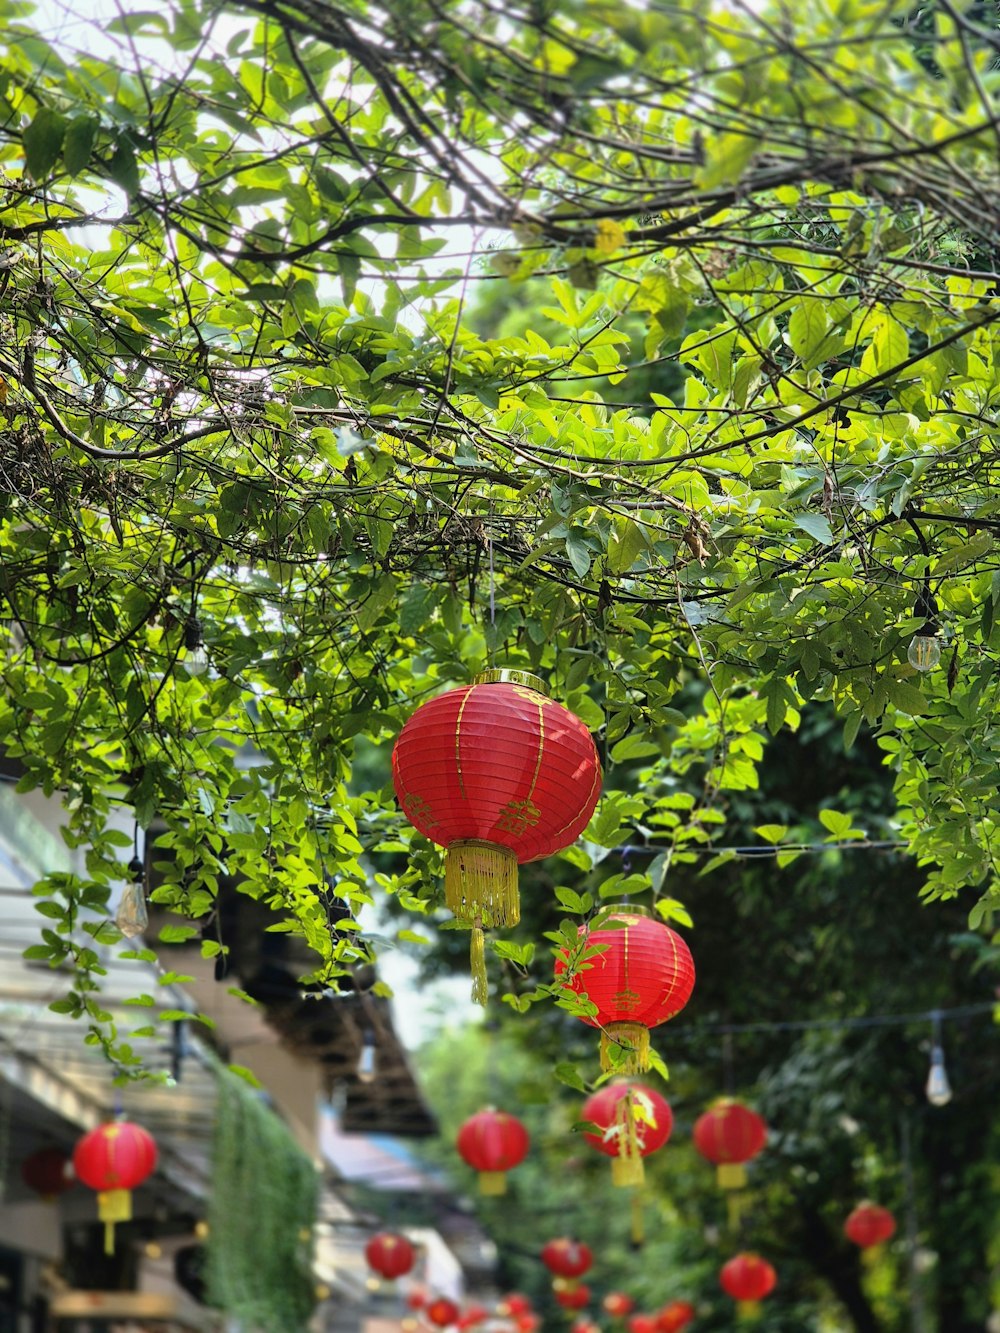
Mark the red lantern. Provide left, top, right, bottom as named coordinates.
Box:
left=21, top=1148, right=74, bottom=1199
left=603, top=1292, right=635, bottom=1317
left=365, top=1232, right=415, bottom=1280
left=582, top=1081, right=673, bottom=1187
left=657, top=1301, right=695, bottom=1332
left=572, top=1321, right=601, bottom=1333
left=427, top=1298, right=461, bottom=1328
left=627, top=1317, right=658, bottom=1333
left=73, top=1120, right=157, bottom=1254
left=458, top=1304, right=489, bottom=1330
left=542, top=1238, right=593, bottom=1281
left=555, top=1285, right=591, bottom=1310
left=498, top=1294, right=533, bottom=1318
left=845, top=1203, right=896, bottom=1250
left=407, top=1288, right=428, bottom=1311
left=692, top=1099, right=767, bottom=1191
left=720, top=1253, right=777, bottom=1316
left=555, top=909, right=695, bottom=1073
left=516, top=1317, right=539, bottom=1333
left=393, top=673, right=602, bottom=1002
left=457, top=1108, right=529, bottom=1195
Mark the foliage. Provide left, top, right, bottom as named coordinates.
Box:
left=205, top=1059, right=319, bottom=1333
left=5, top=0, right=1000, bottom=1058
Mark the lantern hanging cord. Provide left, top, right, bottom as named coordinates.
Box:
left=667, top=999, right=995, bottom=1039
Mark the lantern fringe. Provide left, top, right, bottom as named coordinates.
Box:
left=601, top=1022, right=651, bottom=1074
left=861, top=1245, right=882, bottom=1268
left=445, top=841, right=519, bottom=927
left=478, top=1171, right=506, bottom=1196
left=98, top=1188, right=131, bottom=1255
left=470, top=920, right=488, bottom=1007
left=612, top=1155, right=645, bottom=1188
left=727, top=1191, right=745, bottom=1232
left=736, top=1301, right=761, bottom=1322
left=611, top=1090, right=644, bottom=1188
left=718, top=1162, right=747, bottom=1191
left=630, top=1192, right=645, bottom=1248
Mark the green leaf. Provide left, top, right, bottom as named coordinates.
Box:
left=107, top=139, right=140, bottom=195
left=795, top=513, right=834, bottom=545
left=23, top=107, right=66, bottom=179
left=553, top=1061, right=587, bottom=1092
left=63, top=117, right=98, bottom=176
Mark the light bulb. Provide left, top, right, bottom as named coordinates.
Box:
left=115, top=882, right=149, bottom=938
left=357, top=1031, right=376, bottom=1084
left=184, top=645, right=208, bottom=677
left=908, top=634, right=941, bottom=672
left=926, top=1046, right=952, bottom=1106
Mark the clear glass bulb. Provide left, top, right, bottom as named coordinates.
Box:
left=357, top=1035, right=376, bottom=1084
left=926, top=1048, right=952, bottom=1106
left=184, top=645, right=209, bottom=677
left=115, top=881, right=149, bottom=938
left=908, top=634, right=941, bottom=672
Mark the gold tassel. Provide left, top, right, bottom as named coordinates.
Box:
left=479, top=1171, right=506, bottom=1195
left=470, top=919, right=488, bottom=1007
left=862, top=1245, right=882, bottom=1268
left=718, top=1162, right=747, bottom=1190
left=98, top=1188, right=131, bottom=1255
left=612, top=1155, right=645, bottom=1188
left=727, top=1192, right=745, bottom=1232
left=445, top=841, right=519, bottom=927
left=612, top=1093, right=644, bottom=1188
left=630, top=1192, right=645, bottom=1248
left=737, top=1301, right=761, bottom=1322
left=601, top=1022, right=651, bottom=1074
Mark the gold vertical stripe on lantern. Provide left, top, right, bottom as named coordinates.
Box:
left=601, top=1022, right=651, bottom=1074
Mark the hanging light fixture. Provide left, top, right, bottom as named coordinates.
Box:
left=183, top=617, right=209, bottom=676
left=907, top=586, right=941, bottom=672
left=926, top=1010, right=953, bottom=1106
left=357, top=1029, right=377, bottom=1084
left=115, top=854, right=149, bottom=939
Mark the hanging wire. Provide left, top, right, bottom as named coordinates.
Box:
left=611, top=838, right=906, bottom=862
left=667, top=1000, right=995, bottom=1040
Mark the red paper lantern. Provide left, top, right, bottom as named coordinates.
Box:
left=657, top=1301, right=695, bottom=1332
left=427, top=1298, right=461, bottom=1328
left=720, top=1253, right=777, bottom=1316
left=692, top=1099, right=767, bottom=1190
left=516, top=1316, right=539, bottom=1333
left=458, top=1304, right=489, bottom=1330
left=21, top=1148, right=74, bottom=1199
left=555, top=1285, right=591, bottom=1310
left=603, top=1292, right=635, bottom=1317
left=457, top=1108, right=529, bottom=1195
left=555, top=908, right=695, bottom=1072
left=572, top=1321, right=601, bottom=1333
left=541, top=1238, right=593, bottom=1280
left=407, top=1288, right=428, bottom=1311
left=627, top=1316, right=658, bottom=1333
left=498, top=1294, right=533, bottom=1318
left=582, top=1081, right=673, bottom=1187
left=844, top=1203, right=896, bottom=1250
left=73, top=1120, right=157, bottom=1254
left=393, top=673, right=602, bottom=1001
left=365, top=1232, right=416, bottom=1280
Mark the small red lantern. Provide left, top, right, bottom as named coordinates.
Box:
left=542, top=1238, right=593, bottom=1281
left=555, top=1285, right=592, bottom=1310
left=572, top=1321, right=601, bottom=1333
left=555, top=908, right=695, bottom=1072
left=457, top=1108, right=529, bottom=1195
left=627, top=1317, right=658, bottom=1333
left=720, top=1253, right=777, bottom=1317
left=498, top=1294, right=533, bottom=1318
left=582, top=1082, right=673, bottom=1187
left=407, top=1288, right=428, bottom=1311
left=458, top=1304, right=489, bottom=1330
left=393, top=673, right=602, bottom=1002
left=365, top=1232, right=415, bottom=1280
left=516, top=1317, right=539, bottom=1333
left=657, top=1301, right=695, bottom=1332
left=845, top=1203, right=896, bottom=1251
left=73, top=1120, right=157, bottom=1254
left=692, top=1099, right=767, bottom=1191
left=603, top=1292, right=635, bottom=1317
left=21, top=1148, right=74, bottom=1199
left=427, top=1298, right=461, bottom=1328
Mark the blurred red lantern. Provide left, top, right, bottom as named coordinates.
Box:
left=457, top=1109, right=529, bottom=1195
left=555, top=909, right=695, bottom=1072
left=458, top=1304, right=489, bottom=1329
left=627, top=1317, right=658, bottom=1333
left=21, top=1148, right=74, bottom=1199
left=720, top=1253, right=777, bottom=1316
left=393, top=673, right=602, bottom=1002
left=657, top=1301, right=695, bottom=1332
left=572, top=1321, right=601, bottom=1333
left=582, top=1081, right=673, bottom=1187
left=407, top=1287, right=428, bottom=1311
left=603, top=1292, right=635, bottom=1317
left=427, top=1298, right=461, bottom=1328
left=542, top=1238, right=593, bottom=1281
left=73, top=1120, right=157, bottom=1253
left=555, top=1285, right=591, bottom=1310
left=498, top=1294, right=533, bottom=1318
left=516, top=1316, right=539, bottom=1333
left=364, top=1232, right=415, bottom=1280
left=845, top=1203, right=896, bottom=1250
left=692, top=1099, right=767, bottom=1191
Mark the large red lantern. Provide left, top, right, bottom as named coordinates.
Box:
left=657, top=1301, right=695, bottom=1332
left=73, top=1120, right=157, bottom=1254
left=720, top=1253, right=777, bottom=1316
left=845, top=1203, right=896, bottom=1251
left=427, top=1298, right=461, bottom=1328
left=603, top=1292, right=635, bottom=1317
left=542, top=1238, right=593, bottom=1281
left=393, top=672, right=602, bottom=1002
left=457, top=1108, right=529, bottom=1194
left=555, top=908, right=695, bottom=1072
left=365, top=1232, right=415, bottom=1280
left=21, top=1148, right=74, bottom=1199
left=692, top=1099, right=767, bottom=1191
left=555, top=1285, right=592, bottom=1310
left=582, top=1081, right=673, bottom=1187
